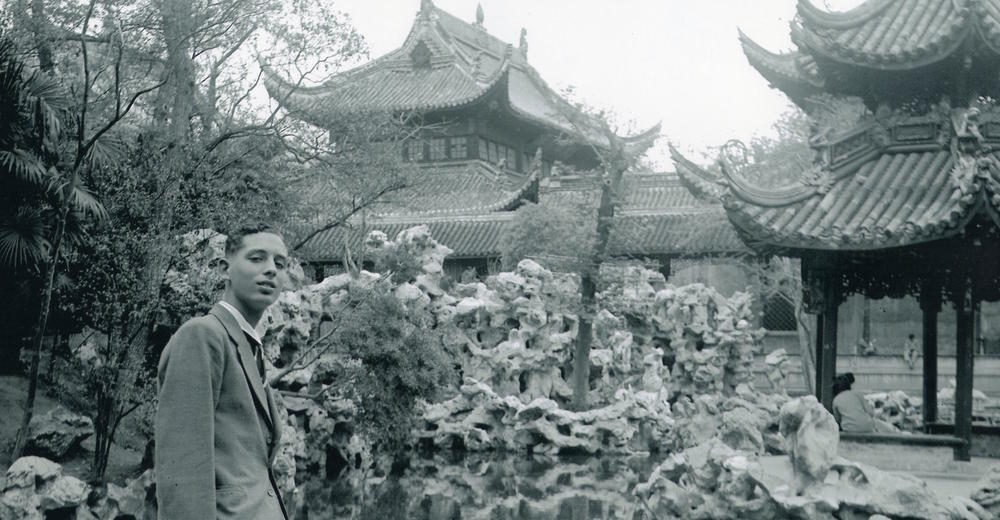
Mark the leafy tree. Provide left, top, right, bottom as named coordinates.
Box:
left=499, top=96, right=659, bottom=409
left=5, top=0, right=416, bottom=476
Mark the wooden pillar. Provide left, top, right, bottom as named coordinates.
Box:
left=954, top=280, right=975, bottom=461
left=818, top=274, right=839, bottom=411
left=804, top=257, right=840, bottom=412
left=920, top=283, right=940, bottom=429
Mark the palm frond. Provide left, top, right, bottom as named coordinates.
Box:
left=0, top=207, right=51, bottom=267
left=84, top=133, right=125, bottom=169
left=0, top=148, right=47, bottom=185
left=70, top=183, right=108, bottom=220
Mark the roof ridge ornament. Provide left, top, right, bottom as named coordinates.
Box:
left=519, top=28, right=529, bottom=59
left=475, top=3, right=485, bottom=26
left=418, top=0, right=435, bottom=19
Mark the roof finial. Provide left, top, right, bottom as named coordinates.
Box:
left=475, top=3, right=485, bottom=26
left=519, top=28, right=528, bottom=58
left=420, top=0, right=433, bottom=14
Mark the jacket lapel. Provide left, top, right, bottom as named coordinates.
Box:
left=210, top=305, right=273, bottom=429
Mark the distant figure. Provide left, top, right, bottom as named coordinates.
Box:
left=833, top=373, right=876, bottom=432
left=832, top=372, right=893, bottom=433
left=903, top=334, right=919, bottom=369
left=859, top=338, right=877, bottom=356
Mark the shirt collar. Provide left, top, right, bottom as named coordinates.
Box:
left=218, top=301, right=262, bottom=347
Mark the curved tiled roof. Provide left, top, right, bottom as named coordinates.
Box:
left=740, top=0, right=1000, bottom=108
left=299, top=214, right=514, bottom=261
left=299, top=169, right=750, bottom=261
left=262, top=0, right=658, bottom=148
left=790, top=0, right=1000, bottom=70
left=675, top=108, right=1000, bottom=251
left=308, top=160, right=538, bottom=218
left=738, top=30, right=824, bottom=108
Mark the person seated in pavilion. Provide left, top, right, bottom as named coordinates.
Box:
left=832, top=373, right=897, bottom=433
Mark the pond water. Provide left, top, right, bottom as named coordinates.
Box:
left=299, top=453, right=665, bottom=520
left=296, top=452, right=990, bottom=519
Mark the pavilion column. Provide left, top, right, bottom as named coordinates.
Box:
left=954, top=280, right=975, bottom=461
left=920, top=281, right=941, bottom=429
left=804, top=257, right=841, bottom=412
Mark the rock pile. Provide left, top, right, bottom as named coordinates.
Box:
left=0, top=457, right=154, bottom=520
left=634, top=396, right=993, bottom=520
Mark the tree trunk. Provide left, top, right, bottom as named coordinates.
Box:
left=571, top=172, right=619, bottom=410
left=31, top=0, right=54, bottom=71
left=11, top=172, right=78, bottom=460
left=159, top=0, right=196, bottom=141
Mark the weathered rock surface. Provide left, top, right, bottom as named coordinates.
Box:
left=779, top=395, right=839, bottom=494
left=1, top=456, right=87, bottom=520
left=973, top=465, right=1000, bottom=514
left=635, top=396, right=993, bottom=520
left=26, top=406, right=93, bottom=460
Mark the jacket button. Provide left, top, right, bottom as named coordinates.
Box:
left=267, top=489, right=275, bottom=497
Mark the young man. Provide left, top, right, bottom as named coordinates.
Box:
left=155, top=227, right=289, bottom=520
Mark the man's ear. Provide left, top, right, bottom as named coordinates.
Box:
left=216, top=257, right=231, bottom=281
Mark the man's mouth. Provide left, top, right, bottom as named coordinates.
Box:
left=257, top=281, right=277, bottom=291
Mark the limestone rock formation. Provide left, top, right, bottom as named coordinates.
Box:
left=972, top=465, right=1000, bottom=514
left=635, top=396, right=993, bottom=520
left=778, top=395, right=839, bottom=494
left=0, top=457, right=87, bottom=520
left=26, top=406, right=93, bottom=460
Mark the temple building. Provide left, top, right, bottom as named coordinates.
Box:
left=262, top=0, right=745, bottom=280
left=674, top=0, right=1000, bottom=458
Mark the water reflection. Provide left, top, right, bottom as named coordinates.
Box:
left=302, top=453, right=665, bottom=519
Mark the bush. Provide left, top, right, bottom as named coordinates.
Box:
left=335, top=289, right=456, bottom=453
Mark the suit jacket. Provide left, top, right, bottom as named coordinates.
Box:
left=155, top=304, right=288, bottom=520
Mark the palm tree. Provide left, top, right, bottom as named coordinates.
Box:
left=1, top=33, right=109, bottom=459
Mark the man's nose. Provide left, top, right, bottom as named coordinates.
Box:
left=263, top=258, right=277, bottom=275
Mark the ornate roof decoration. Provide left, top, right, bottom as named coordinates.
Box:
left=677, top=103, right=1000, bottom=251
left=669, top=144, right=726, bottom=201
left=740, top=0, right=1000, bottom=109
left=262, top=0, right=657, bottom=149
left=738, top=30, right=824, bottom=107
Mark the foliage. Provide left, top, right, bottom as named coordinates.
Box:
left=333, top=288, right=456, bottom=454
left=4, top=0, right=417, bottom=475
left=719, top=96, right=869, bottom=189
left=499, top=201, right=596, bottom=272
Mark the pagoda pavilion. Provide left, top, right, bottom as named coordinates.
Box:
left=675, top=0, right=1000, bottom=459
left=263, top=0, right=744, bottom=277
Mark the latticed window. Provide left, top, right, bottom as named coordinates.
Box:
left=478, top=137, right=490, bottom=161
left=506, top=147, right=518, bottom=170
left=488, top=141, right=499, bottom=163
left=429, top=138, right=447, bottom=160
left=450, top=137, right=467, bottom=159
left=763, top=293, right=796, bottom=331
left=405, top=140, right=425, bottom=161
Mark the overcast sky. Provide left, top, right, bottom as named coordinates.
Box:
left=329, top=0, right=863, bottom=168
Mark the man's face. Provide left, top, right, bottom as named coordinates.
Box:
left=222, top=232, right=288, bottom=316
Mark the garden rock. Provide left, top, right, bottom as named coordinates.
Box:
left=1, top=456, right=88, bottom=520
left=972, top=465, right=1000, bottom=514
left=778, top=395, right=838, bottom=494
left=103, top=469, right=155, bottom=519
left=26, top=406, right=93, bottom=460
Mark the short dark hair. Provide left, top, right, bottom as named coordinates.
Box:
left=225, top=224, right=282, bottom=257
